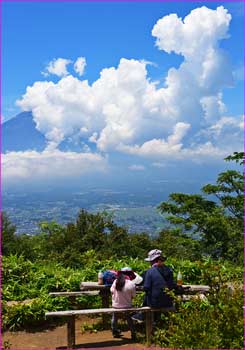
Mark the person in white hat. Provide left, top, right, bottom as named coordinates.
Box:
left=143, top=249, right=176, bottom=308
left=132, top=249, right=176, bottom=324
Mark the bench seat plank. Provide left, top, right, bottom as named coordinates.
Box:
left=45, top=306, right=151, bottom=317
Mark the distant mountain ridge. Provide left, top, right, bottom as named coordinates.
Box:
left=2, top=112, right=47, bottom=152
left=2, top=111, right=96, bottom=153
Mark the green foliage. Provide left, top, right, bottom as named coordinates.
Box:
left=80, top=321, right=105, bottom=334
left=202, top=170, right=243, bottom=220
left=153, top=283, right=243, bottom=349
left=2, top=213, right=18, bottom=256
left=155, top=228, right=202, bottom=261
left=2, top=255, right=83, bottom=301
left=7, top=209, right=153, bottom=267
left=158, top=152, right=244, bottom=263
left=126, top=232, right=155, bottom=259
left=1, top=253, right=148, bottom=330
left=3, top=252, right=242, bottom=333
left=2, top=295, right=71, bottom=331
left=225, top=151, right=244, bottom=164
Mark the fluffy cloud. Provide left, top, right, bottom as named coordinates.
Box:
left=118, top=122, right=190, bottom=158
left=195, top=115, right=244, bottom=151
left=42, top=58, right=72, bottom=77
left=16, top=6, right=242, bottom=165
left=121, top=140, right=231, bottom=162
left=18, top=58, right=162, bottom=149
left=152, top=6, right=231, bottom=57
left=118, top=117, right=242, bottom=162
left=74, top=57, right=86, bottom=76
left=2, top=150, right=108, bottom=182
left=151, top=6, right=233, bottom=126
left=200, top=94, right=226, bottom=124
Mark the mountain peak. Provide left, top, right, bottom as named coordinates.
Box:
left=2, top=111, right=97, bottom=153
left=2, top=111, right=47, bottom=153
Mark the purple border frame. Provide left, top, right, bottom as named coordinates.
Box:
left=0, top=1, right=244, bottom=350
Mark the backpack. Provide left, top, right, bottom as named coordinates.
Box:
left=103, top=270, right=117, bottom=286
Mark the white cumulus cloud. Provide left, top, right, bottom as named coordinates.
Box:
left=118, top=122, right=190, bottom=158
left=74, top=57, right=86, bottom=76
left=152, top=6, right=231, bottom=57
left=15, top=6, right=242, bottom=166
left=2, top=150, right=108, bottom=183
left=42, top=58, right=72, bottom=77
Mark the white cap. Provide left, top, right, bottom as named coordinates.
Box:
left=144, top=249, right=166, bottom=262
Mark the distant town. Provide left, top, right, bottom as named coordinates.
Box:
left=3, top=188, right=171, bottom=236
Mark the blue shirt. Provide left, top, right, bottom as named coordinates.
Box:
left=143, top=265, right=176, bottom=308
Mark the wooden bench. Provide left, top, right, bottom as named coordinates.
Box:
left=45, top=306, right=175, bottom=349
left=47, top=285, right=209, bottom=348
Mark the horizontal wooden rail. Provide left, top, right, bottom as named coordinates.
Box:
left=49, top=291, right=99, bottom=297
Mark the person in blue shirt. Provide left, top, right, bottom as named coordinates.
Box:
left=132, top=249, right=179, bottom=324
left=143, top=249, right=176, bottom=308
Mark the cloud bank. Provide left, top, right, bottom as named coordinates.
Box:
left=3, top=150, right=107, bottom=183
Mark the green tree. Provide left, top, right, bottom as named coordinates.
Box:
left=73, top=209, right=110, bottom=252
left=2, top=212, right=39, bottom=260
left=36, top=221, right=67, bottom=262
left=154, top=228, right=202, bottom=261
left=128, top=232, right=154, bottom=259
left=105, top=223, right=132, bottom=258
left=33, top=210, right=133, bottom=266
left=158, top=152, right=244, bottom=263
left=2, top=213, right=17, bottom=256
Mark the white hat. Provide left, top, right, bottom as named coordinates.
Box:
left=120, top=266, right=132, bottom=272
left=120, top=267, right=143, bottom=285
left=144, top=249, right=166, bottom=262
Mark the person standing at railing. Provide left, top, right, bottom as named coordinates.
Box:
left=110, top=267, right=136, bottom=340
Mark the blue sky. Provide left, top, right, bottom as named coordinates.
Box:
left=2, top=1, right=244, bottom=188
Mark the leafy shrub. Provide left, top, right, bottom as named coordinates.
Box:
left=153, top=281, right=243, bottom=349
left=2, top=255, right=86, bottom=301
left=2, top=292, right=90, bottom=331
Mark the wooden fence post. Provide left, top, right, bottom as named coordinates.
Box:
left=99, top=289, right=110, bottom=326
left=67, top=315, right=75, bottom=349
left=145, top=309, right=153, bottom=345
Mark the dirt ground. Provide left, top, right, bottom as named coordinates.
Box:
left=2, top=316, right=158, bottom=350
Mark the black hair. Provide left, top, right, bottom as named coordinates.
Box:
left=151, top=256, right=165, bottom=265
left=115, top=272, right=126, bottom=291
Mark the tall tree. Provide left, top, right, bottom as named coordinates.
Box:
left=2, top=212, right=17, bottom=256
left=155, top=228, right=202, bottom=261
left=158, top=152, right=244, bottom=263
